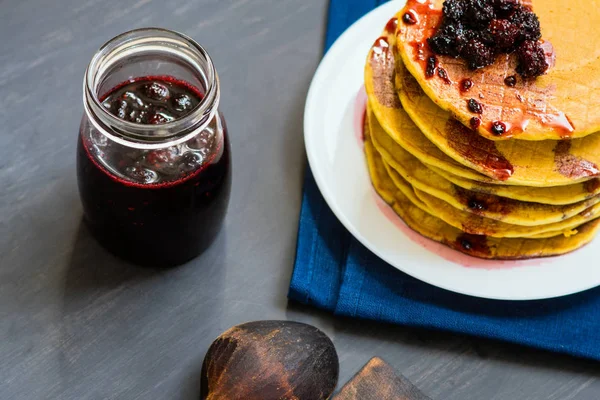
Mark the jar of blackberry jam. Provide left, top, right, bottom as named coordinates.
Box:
left=78, top=28, right=231, bottom=266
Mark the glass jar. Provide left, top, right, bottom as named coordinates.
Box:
left=77, top=28, right=231, bottom=266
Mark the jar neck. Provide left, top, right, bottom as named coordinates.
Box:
left=83, top=28, right=220, bottom=150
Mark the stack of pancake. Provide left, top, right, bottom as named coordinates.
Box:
left=363, top=0, right=600, bottom=259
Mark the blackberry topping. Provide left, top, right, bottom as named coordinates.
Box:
left=438, top=67, right=452, bottom=84
left=145, top=82, right=170, bottom=100
left=491, top=0, right=518, bottom=17
left=491, top=121, right=507, bottom=135
left=427, top=0, right=547, bottom=77
left=460, top=239, right=473, bottom=250
left=426, top=55, right=438, bottom=78
left=402, top=12, right=418, bottom=25
left=488, top=19, right=519, bottom=49
left=468, top=199, right=486, bottom=211
left=103, top=79, right=200, bottom=125
left=470, top=117, right=482, bottom=129
left=512, top=5, right=542, bottom=42
left=463, top=0, right=495, bottom=30
left=460, top=39, right=496, bottom=70
left=428, top=24, right=464, bottom=57
left=504, top=75, right=517, bottom=87
left=442, top=0, right=466, bottom=21
left=468, top=98, right=483, bottom=114
left=460, top=78, right=474, bottom=92
left=516, top=40, right=548, bottom=77
left=172, top=94, right=194, bottom=112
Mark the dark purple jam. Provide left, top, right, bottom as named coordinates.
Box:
left=426, top=55, right=438, bottom=78
left=385, top=17, right=399, bottom=33
left=468, top=199, right=486, bottom=211
left=491, top=120, right=507, bottom=135
left=456, top=234, right=490, bottom=257
left=460, top=78, right=474, bottom=92
left=438, top=67, right=452, bottom=84
left=504, top=75, right=517, bottom=87
left=427, top=0, right=548, bottom=77
left=101, top=76, right=201, bottom=124
left=460, top=238, right=473, bottom=250
left=403, top=11, right=418, bottom=25
left=445, top=119, right=514, bottom=180
left=468, top=98, right=483, bottom=114
left=78, top=77, right=231, bottom=266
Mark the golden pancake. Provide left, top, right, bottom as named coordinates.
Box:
left=412, top=186, right=600, bottom=238
left=396, top=0, right=600, bottom=140
left=378, top=146, right=600, bottom=238
left=430, top=166, right=600, bottom=206
left=397, top=59, right=600, bottom=186
left=381, top=161, right=576, bottom=240
left=364, top=121, right=600, bottom=259
left=368, top=109, right=600, bottom=225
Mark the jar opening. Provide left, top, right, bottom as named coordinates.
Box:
left=83, top=28, right=220, bottom=149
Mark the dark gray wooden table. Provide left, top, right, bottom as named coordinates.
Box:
left=1, top=1, right=599, bottom=399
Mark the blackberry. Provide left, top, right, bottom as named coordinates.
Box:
left=120, top=91, right=145, bottom=109
left=492, top=0, right=519, bottom=17
left=427, top=23, right=464, bottom=57
left=512, top=5, right=541, bottom=42
left=463, top=0, right=495, bottom=29
left=116, top=100, right=129, bottom=120
left=442, top=0, right=466, bottom=21
left=145, top=82, right=170, bottom=100
left=172, top=94, right=194, bottom=112
left=460, top=39, right=496, bottom=70
left=487, top=19, right=520, bottom=50
left=516, top=40, right=548, bottom=77
left=427, top=34, right=455, bottom=57
left=471, top=27, right=494, bottom=47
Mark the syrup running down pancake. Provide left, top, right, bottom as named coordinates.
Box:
left=396, top=0, right=600, bottom=140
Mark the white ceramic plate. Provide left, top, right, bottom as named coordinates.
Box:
left=304, top=0, right=600, bottom=300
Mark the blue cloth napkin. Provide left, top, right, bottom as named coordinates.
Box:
left=289, top=0, right=600, bottom=361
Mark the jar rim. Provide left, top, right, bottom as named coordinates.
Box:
left=83, top=27, right=220, bottom=149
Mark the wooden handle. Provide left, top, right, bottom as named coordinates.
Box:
left=333, top=357, right=431, bottom=400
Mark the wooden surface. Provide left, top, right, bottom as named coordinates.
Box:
left=334, top=357, right=430, bottom=400
left=1, top=0, right=600, bottom=399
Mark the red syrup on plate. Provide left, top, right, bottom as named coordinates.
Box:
left=77, top=77, right=231, bottom=266
left=372, top=195, right=541, bottom=270
left=354, top=85, right=368, bottom=145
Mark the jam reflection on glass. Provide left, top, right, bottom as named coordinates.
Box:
left=77, top=77, right=231, bottom=266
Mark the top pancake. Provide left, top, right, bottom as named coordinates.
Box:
left=396, top=0, right=600, bottom=140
